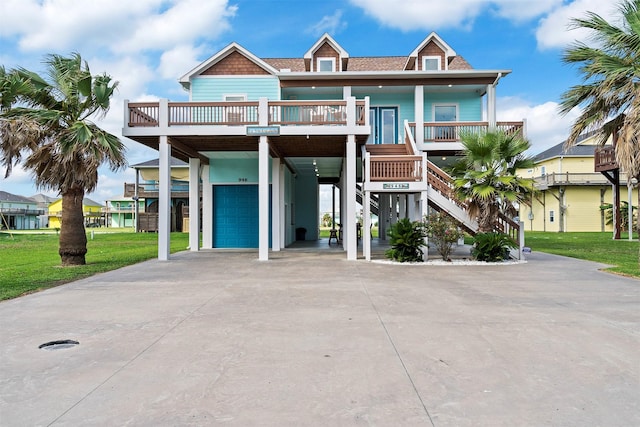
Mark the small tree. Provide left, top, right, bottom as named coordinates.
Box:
left=321, top=213, right=333, bottom=228
left=424, top=212, right=464, bottom=261
left=385, top=218, right=427, bottom=262
left=601, top=201, right=637, bottom=231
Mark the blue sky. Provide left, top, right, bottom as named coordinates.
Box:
left=0, top=0, right=621, bottom=203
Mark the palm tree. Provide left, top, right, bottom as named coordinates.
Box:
left=559, top=0, right=640, bottom=237
left=448, top=130, right=536, bottom=233
left=0, top=53, right=126, bottom=265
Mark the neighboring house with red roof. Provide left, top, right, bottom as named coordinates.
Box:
left=123, top=32, right=524, bottom=260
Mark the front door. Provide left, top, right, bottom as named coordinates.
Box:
left=368, top=107, right=398, bottom=144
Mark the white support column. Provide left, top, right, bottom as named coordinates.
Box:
left=487, top=84, right=497, bottom=129
left=399, top=194, right=407, bottom=219
left=259, top=135, right=270, bottom=261
left=188, top=158, right=200, bottom=251
left=420, top=190, right=429, bottom=261
left=346, top=134, right=357, bottom=260
left=158, top=136, right=171, bottom=261
left=271, top=156, right=281, bottom=251
left=134, top=169, right=139, bottom=233
left=343, top=86, right=351, bottom=99
left=279, top=163, right=285, bottom=249
left=202, top=165, right=213, bottom=249
left=364, top=190, right=371, bottom=261
left=378, top=194, right=387, bottom=241
left=414, top=85, right=424, bottom=145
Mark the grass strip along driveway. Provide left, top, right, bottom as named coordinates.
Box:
left=525, top=231, right=639, bottom=278
left=0, top=232, right=189, bottom=300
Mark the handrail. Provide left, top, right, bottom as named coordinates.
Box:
left=127, top=100, right=368, bottom=127
left=369, top=155, right=423, bottom=182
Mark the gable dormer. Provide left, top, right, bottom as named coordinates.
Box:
left=179, top=43, right=278, bottom=90
left=303, top=33, right=349, bottom=72
left=405, top=32, right=457, bottom=71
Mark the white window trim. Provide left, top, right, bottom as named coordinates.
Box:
left=432, top=104, right=459, bottom=121
left=224, top=94, right=247, bottom=102
left=316, top=57, right=336, bottom=72
left=422, top=56, right=442, bottom=71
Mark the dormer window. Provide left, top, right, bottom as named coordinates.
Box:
left=317, top=57, right=336, bottom=72
left=423, top=56, right=441, bottom=71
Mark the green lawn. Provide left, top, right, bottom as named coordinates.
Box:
left=524, top=231, right=639, bottom=278
left=0, top=232, right=190, bottom=300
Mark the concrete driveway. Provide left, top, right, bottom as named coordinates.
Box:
left=0, top=250, right=638, bottom=426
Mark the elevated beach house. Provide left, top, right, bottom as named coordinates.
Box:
left=122, top=32, right=524, bottom=260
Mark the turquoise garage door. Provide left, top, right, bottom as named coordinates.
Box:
left=213, top=185, right=259, bottom=248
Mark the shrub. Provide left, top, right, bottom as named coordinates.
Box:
left=424, top=212, right=464, bottom=261
left=472, top=232, right=517, bottom=262
left=385, top=218, right=427, bottom=262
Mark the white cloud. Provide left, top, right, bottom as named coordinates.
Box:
left=306, top=10, right=348, bottom=37
left=498, top=97, right=581, bottom=154
left=348, top=0, right=561, bottom=31
left=0, top=0, right=236, bottom=55
left=159, top=44, right=203, bottom=79
left=536, top=0, right=621, bottom=50
left=117, top=0, right=237, bottom=54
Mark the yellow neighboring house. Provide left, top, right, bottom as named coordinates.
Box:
left=519, top=132, right=637, bottom=232
left=48, top=197, right=103, bottom=228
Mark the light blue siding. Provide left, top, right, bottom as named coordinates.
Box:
left=425, top=92, right=483, bottom=121
left=191, top=77, right=280, bottom=101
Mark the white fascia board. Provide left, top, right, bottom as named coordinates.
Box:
left=277, top=69, right=512, bottom=81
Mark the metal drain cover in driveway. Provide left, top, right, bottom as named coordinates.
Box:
left=39, top=340, right=79, bottom=350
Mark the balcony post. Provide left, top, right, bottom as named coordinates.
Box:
left=346, top=97, right=356, bottom=127
left=259, top=97, right=268, bottom=126
left=123, top=99, right=129, bottom=129
left=159, top=99, right=169, bottom=129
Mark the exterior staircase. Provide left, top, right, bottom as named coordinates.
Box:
left=363, top=125, right=523, bottom=258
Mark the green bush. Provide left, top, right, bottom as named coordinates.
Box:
left=424, top=212, right=464, bottom=261
left=472, top=232, right=516, bottom=262
left=385, top=218, right=427, bottom=262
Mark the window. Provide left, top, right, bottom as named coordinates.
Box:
left=423, top=56, right=441, bottom=71
left=540, top=166, right=546, bottom=176
left=224, top=94, right=246, bottom=102
left=549, top=210, right=555, bottom=223
left=433, top=104, right=457, bottom=140
left=317, top=57, right=335, bottom=72
left=223, top=95, right=246, bottom=123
